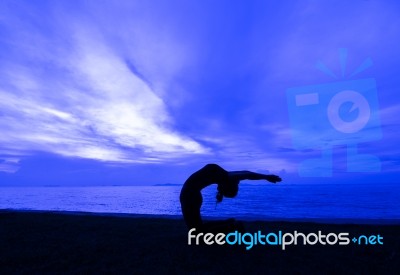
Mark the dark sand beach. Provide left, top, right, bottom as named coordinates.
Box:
left=1, top=210, right=399, bottom=274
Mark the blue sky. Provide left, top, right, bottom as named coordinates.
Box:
left=0, top=0, right=399, bottom=185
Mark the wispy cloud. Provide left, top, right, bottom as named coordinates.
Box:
left=0, top=158, right=20, bottom=173
left=1, top=0, right=398, bottom=180
left=0, top=1, right=208, bottom=172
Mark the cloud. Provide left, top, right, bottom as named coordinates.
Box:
left=0, top=158, right=20, bottom=173
left=2, top=0, right=398, bottom=180
left=0, top=1, right=208, bottom=169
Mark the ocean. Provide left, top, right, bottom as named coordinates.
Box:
left=1, top=183, right=399, bottom=223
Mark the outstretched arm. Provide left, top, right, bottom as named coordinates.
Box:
left=228, top=171, right=282, bottom=183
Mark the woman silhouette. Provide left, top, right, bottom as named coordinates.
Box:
left=180, top=163, right=281, bottom=232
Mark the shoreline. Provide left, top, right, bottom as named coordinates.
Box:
left=1, top=208, right=400, bottom=225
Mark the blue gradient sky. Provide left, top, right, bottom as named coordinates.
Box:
left=0, top=0, right=399, bottom=185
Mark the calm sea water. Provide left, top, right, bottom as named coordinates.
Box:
left=1, top=183, right=399, bottom=222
